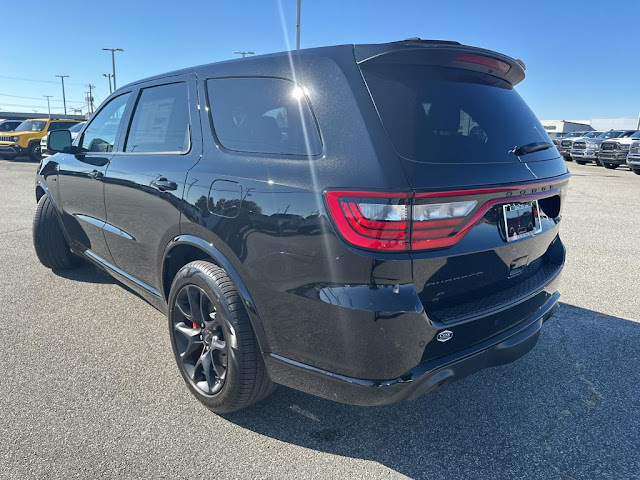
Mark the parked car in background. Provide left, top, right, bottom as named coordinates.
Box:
left=34, top=39, right=569, bottom=413
left=627, top=140, right=640, bottom=175
left=0, top=118, right=81, bottom=161
left=40, top=121, right=85, bottom=158
left=598, top=130, right=639, bottom=169
left=559, top=131, right=589, bottom=160
left=569, top=131, right=602, bottom=164
left=0, top=119, right=23, bottom=132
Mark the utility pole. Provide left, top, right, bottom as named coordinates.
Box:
left=55, top=75, right=69, bottom=115
left=232, top=51, right=255, bottom=58
left=102, top=48, right=124, bottom=90
left=103, top=73, right=113, bottom=94
left=43, top=95, right=53, bottom=119
left=86, top=84, right=95, bottom=114
left=296, top=0, right=301, bottom=50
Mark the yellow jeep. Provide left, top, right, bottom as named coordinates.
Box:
left=0, top=118, right=81, bottom=161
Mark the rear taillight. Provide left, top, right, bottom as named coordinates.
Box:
left=324, top=191, right=409, bottom=251
left=325, top=183, right=565, bottom=252
left=411, top=200, right=477, bottom=249
left=456, top=54, right=511, bottom=73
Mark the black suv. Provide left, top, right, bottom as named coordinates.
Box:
left=34, top=39, right=569, bottom=413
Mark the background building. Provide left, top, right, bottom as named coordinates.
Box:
left=542, top=116, right=640, bottom=137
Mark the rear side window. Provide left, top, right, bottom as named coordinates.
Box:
left=207, top=77, right=322, bottom=156
left=360, top=63, right=555, bottom=164
left=125, top=82, right=190, bottom=153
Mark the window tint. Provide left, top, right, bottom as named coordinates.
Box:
left=361, top=64, right=556, bottom=163
left=68, top=122, right=85, bottom=133
left=207, top=77, right=322, bottom=155
left=125, top=82, right=190, bottom=153
left=81, top=93, right=130, bottom=152
left=49, top=122, right=74, bottom=131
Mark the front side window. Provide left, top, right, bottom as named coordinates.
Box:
left=81, top=93, right=131, bottom=153
left=207, top=77, right=322, bottom=156
left=15, top=120, right=46, bottom=132
left=125, top=82, right=190, bottom=153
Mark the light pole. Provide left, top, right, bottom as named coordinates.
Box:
left=43, top=95, right=52, bottom=119
left=232, top=51, right=255, bottom=58
left=103, top=73, right=113, bottom=94
left=296, top=0, right=301, bottom=50
left=86, top=84, right=95, bottom=114
left=102, top=48, right=124, bottom=90
left=55, top=75, right=69, bottom=115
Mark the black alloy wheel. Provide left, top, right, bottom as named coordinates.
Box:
left=172, top=284, right=228, bottom=396
left=167, top=261, right=274, bottom=413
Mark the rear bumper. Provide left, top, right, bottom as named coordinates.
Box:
left=266, top=287, right=560, bottom=406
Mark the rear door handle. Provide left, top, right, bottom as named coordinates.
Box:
left=151, top=178, right=178, bottom=191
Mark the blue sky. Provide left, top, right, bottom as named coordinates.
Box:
left=2, top=0, right=639, bottom=120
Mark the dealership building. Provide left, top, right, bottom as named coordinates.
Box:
left=542, top=117, right=640, bottom=137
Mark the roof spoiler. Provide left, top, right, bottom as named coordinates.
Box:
left=355, top=40, right=526, bottom=86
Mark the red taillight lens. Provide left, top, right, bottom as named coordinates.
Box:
left=456, top=54, right=511, bottom=73
left=325, top=183, right=564, bottom=252
left=324, top=191, right=410, bottom=251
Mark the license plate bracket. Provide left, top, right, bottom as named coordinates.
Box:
left=503, top=201, right=542, bottom=242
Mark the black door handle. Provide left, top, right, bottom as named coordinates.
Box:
left=88, top=170, right=103, bottom=180
left=151, top=178, right=178, bottom=191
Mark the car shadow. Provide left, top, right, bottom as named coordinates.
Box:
left=52, top=261, right=115, bottom=284
left=223, top=303, right=639, bottom=479
left=53, top=261, right=156, bottom=306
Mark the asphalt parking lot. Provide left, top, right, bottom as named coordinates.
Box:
left=0, top=159, right=638, bottom=479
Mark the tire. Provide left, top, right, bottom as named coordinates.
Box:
left=1, top=153, right=16, bottom=161
left=575, top=160, right=586, bottom=165
left=168, top=261, right=274, bottom=413
left=632, top=168, right=640, bottom=175
left=28, top=141, right=41, bottom=161
left=562, top=156, right=572, bottom=162
left=596, top=159, right=603, bottom=166
left=604, top=163, right=618, bottom=170
left=32, top=195, right=80, bottom=270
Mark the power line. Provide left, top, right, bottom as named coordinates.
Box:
left=0, top=102, right=84, bottom=110
left=0, top=93, right=87, bottom=103
left=0, top=74, right=87, bottom=87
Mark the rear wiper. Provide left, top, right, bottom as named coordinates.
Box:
left=508, top=142, right=554, bottom=156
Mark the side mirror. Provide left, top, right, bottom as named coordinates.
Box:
left=47, top=129, right=73, bottom=153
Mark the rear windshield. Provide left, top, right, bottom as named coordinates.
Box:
left=360, top=64, right=556, bottom=163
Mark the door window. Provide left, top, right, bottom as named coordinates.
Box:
left=207, top=77, right=322, bottom=156
left=81, top=93, right=131, bottom=153
left=124, top=82, right=190, bottom=153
